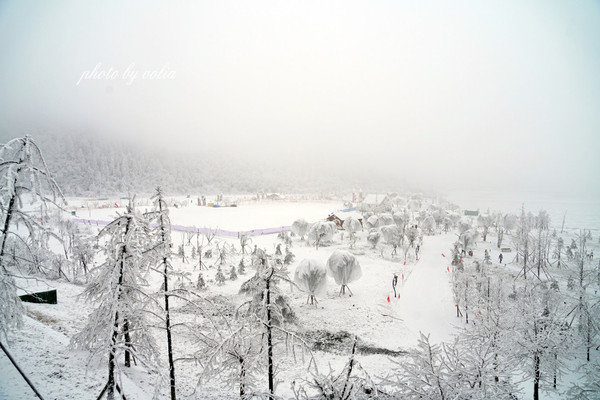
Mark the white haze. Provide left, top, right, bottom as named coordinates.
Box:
left=0, top=0, right=599, bottom=197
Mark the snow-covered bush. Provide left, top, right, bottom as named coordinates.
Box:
left=293, top=259, right=328, bottom=305
left=307, top=221, right=337, bottom=248
left=367, top=229, right=381, bottom=249
left=365, top=215, right=379, bottom=229
left=291, top=219, right=310, bottom=240
left=459, top=229, right=479, bottom=252
left=380, top=225, right=401, bottom=245
left=422, top=216, right=436, bottom=234
left=326, top=250, right=362, bottom=295
left=377, top=213, right=394, bottom=227
left=342, top=216, right=362, bottom=234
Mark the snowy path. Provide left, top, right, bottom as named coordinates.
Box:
left=395, top=233, right=458, bottom=346
left=287, top=232, right=459, bottom=351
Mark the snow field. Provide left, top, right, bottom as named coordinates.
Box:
left=2, top=199, right=503, bottom=399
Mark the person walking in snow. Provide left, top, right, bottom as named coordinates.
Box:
left=415, top=244, right=420, bottom=259
left=498, top=253, right=503, bottom=264
left=392, top=274, right=398, bottom=297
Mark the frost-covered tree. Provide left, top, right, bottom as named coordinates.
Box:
left=72, top=202, right=159, bottom=400
left=0, top=135, right=65, bottom=339
left=503, top=214, right=517, bottom=234
left=149, top=188, right=177, bottom=400
left=377, top=213, right=394, bottom=227
left=406, top=226, right=420, bottom=248
left=367, top=229, right=381, bottom=250
left=386, top=331, right=519, bottom=400
left=564, top=230, right=600, bottom=363
left=229, top=265, right=238, bottom=281
left=458, top=229, right=479, bottom=253
left=293, top=259, right=328, bottom=305
left=237, top=254, right=312, bottom=396
left=327, top=250, right=362, bottom=296
left=365, top=215, right=379, bottom=230
left=512, top=282, right=573, bottom=400
left=342, top=216, right=362, bottom=249
left=307, top=221, right=336, bottom=249
left=477, top=214, right=494, bottom=242
left=422, top=215, right=436, bottom=235
left=291, top=218, right=310, bottom=241
left=215, top=266, right=226, bottom=285
left=380, top=225, right=401, bottom=245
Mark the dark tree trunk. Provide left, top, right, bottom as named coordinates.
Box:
left=239, top=357, right=246, bottom=398
left=0, top=192, right=16, bottom=271
left=0, top=165, right=21, bottom=272
left=107, top=217, right=130, bottom=399
left=124, top=318, right=131, bottom=367
left=465, top=279, right=469, bottom=324
left=158, top=191, right=177, bottom=400
left=533, top=352, right=540, bottom=400
left=266, top=267, right=274, bottom=396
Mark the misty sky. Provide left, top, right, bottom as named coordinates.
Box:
left=0, top=1, right=599, bottom=197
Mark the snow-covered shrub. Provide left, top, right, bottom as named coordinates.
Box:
left=326, top=250, right=362, bottom=295
left=367, top=229, right=381, bottom=249
left=342, top=216, right=362, bottom=234
left=393, top=211, right=408, bottom=228
left=365, top=215, right=379, bottom=229
left=293, top=259, right=328, bottom=305
left=380, top=225, right=401, bottom=245
left=459, top=229, right=479, bottom=251
left=215, top=266, right=226, bottom=285
left=308, top=221, right=336, bottom=247
left=422, top=216, right=436, bottom=234
left=458, top=221, right=472, bottom=235
left=377, top=213, right=394, bottom=227
left=291, top=218, right=310, bottom=240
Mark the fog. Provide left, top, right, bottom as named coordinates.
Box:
left=1, top=1, right=599, bottom=197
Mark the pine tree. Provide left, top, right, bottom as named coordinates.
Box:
left=215, top=266, right=226, bottom=285
left=237, top=259, right=246, bottom=275
left=196, top=273, right=206, bottom=290
left=150, top=188, right=177, bottom=400
left=72, top=201, right=159, bottom=400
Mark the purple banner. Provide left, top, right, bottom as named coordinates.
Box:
left=75, top=218, right=291, bottom=238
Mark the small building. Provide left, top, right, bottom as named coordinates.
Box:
left=327, top=213, right=344, bottom=229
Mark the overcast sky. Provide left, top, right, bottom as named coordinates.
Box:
left=0, top=1, right=599, bottom=197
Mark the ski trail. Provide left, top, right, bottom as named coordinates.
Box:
left=396, top=233, right=457, bottom=347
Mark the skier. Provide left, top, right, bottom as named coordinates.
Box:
left=498, top=253, right=504, bottom=264
left=415, top=244, right=420, bottom=259
left=392, top=274, right=398, bottom=298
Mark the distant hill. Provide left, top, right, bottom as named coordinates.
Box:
left=0, top=131, right=406, bottom=196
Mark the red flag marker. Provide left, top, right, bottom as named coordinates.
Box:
left=401, top=274, right=404, bottom=280
left=386, top=296, right=390, bottom=303
left=403, top=260, right=406, bottom=265
left=447, top=266, right=450, bottom=272
left=398, top=294, right=401, bottom=299
left=442, top=253, right=446, bottom=257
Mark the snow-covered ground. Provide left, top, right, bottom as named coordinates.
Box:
left=1, top=198, right=596, bottom=399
